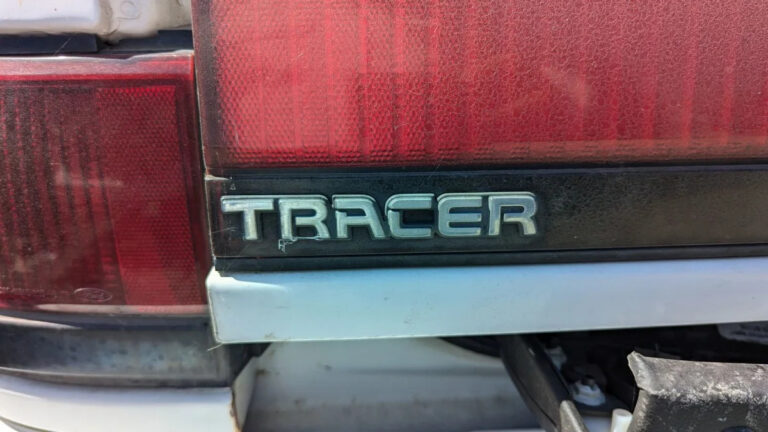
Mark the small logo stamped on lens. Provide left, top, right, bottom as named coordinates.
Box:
left=73, top=287, right=113, bottom=304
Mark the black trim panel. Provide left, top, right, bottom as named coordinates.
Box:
left=0, top=30, right=192, bottom=56
left=216, top=244, right=768, bottom=272
left=209, top=165, right=768, bottom=269
left=0, top=35, right=98, bottom=55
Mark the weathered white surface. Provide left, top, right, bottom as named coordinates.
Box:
left=208, top=257, right=768, bottom=343
left=0, top=371, right=238, bottom=432
left=0, top=0, right=191, bottom=41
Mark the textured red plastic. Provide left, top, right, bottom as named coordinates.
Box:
left=193, top=0, right=768, bottom=171
left=0, top=54, right=209, bottom=312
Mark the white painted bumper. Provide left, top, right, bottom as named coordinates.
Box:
left=208, top=257, right=768, bottom=343
left=0, top=359, right=257, bottom=432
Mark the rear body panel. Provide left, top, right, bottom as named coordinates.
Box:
left=193, top=0, right=768, bottom=171
left=191, top=0, right=768, bottom=346
left=192, top=0, right=768, bottom=275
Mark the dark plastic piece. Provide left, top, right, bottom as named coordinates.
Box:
left=209, top=165, right=768, bottom=266
left=217, top=244, right=768, bottom=272
left=0, top=34, right=98, bottom=55
left=499, top=335, right=589, bottom=432
left=442, top=336, right=501, bottom=357
left=628, top=353, right=768, bottom=432
left=0, top=31, right=192, bottom=56
left=0, top=311, right=253, bottom=387
left=100, top=30, right=193, bottom=53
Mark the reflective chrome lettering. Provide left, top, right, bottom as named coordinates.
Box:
left=220, top=196, right=274, bottom=240
left=488, top=193, right=537, bottom=236
left=436, top=194, right=483, bottom=237
left=224, top=192, right=538, bottom=243
left=385, top=193, right=434, bottom=239
left=278, top=197, right=331, bottom=240
left=333, top=195, right=386, bottom=239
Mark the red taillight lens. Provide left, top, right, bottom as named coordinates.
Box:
left=193, top=0, right=768, bottom=171
left=0, top=53, right=208, bottom=312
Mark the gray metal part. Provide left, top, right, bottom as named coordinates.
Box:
left=628, top=353, right=768, bottom=432
left=559, top=402, right=590, bottom=432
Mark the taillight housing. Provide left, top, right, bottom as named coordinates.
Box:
left=0, top=53, right=209, bottom=313
left=193, top=0, right=768, bottom=172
